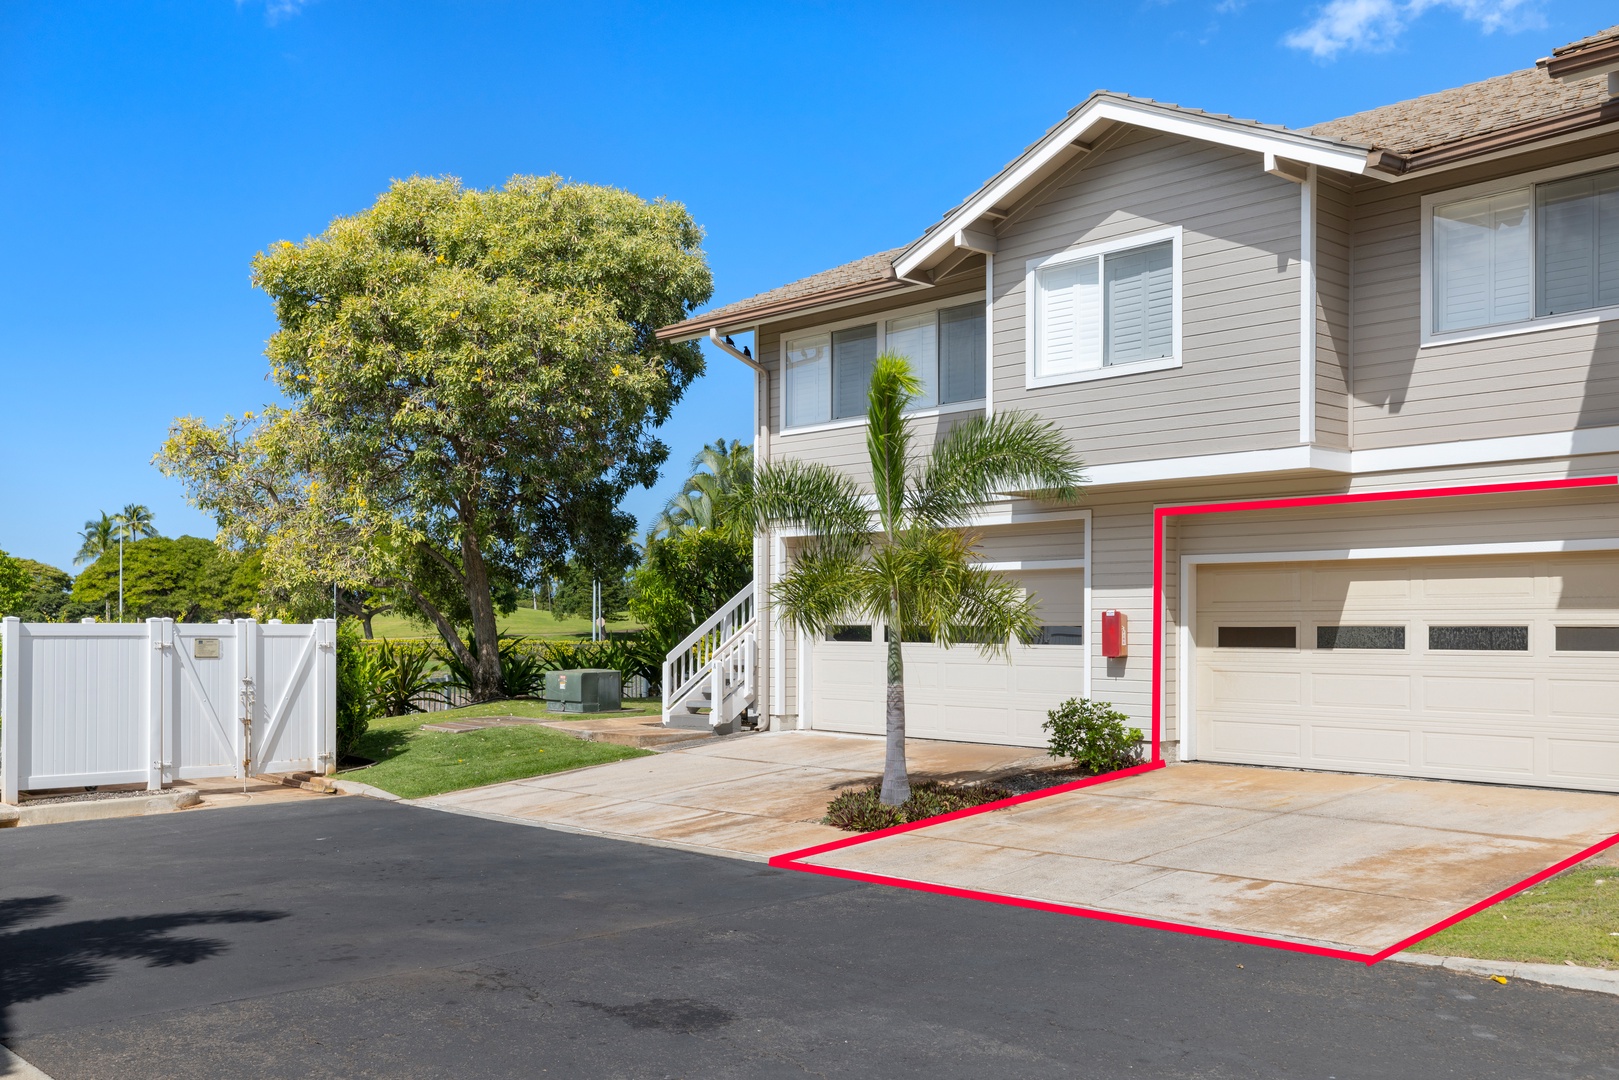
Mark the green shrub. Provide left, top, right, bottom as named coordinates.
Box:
left=366, top=639, right=445, bottom=716
left=335, top=618, right=382, bottom=759
left=823, top=780, right=1013, bottom=833
left=1042, top=697, right=1144, bottom=775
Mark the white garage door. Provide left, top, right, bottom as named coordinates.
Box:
left=810, top=570, right=1085, bottom=747
left=1192, top=553, right=1619, bottom=792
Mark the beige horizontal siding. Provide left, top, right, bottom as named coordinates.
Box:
left=1316, top=175, right=1352, bottom=449
left=1349, top=133, right=1619, bottom=450
left=972, top=519, right=1086, bottom=561
left=991, top=130, right=1306, bottom=465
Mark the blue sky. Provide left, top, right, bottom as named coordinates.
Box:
left=1, top=0, right=1612, bottom=571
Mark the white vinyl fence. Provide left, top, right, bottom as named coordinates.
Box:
left=2, top=617, right=337, bottom=803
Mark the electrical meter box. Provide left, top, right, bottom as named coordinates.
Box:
left=544, top=668, right=623, bottom=713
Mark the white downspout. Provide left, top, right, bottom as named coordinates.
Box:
left=709, top=326, right=771, bottom=729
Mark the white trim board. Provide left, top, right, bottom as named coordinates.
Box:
left=896, top=94, right=1373, bottom=280
left=1079, top=424, right=1619, bottom=488
left=1299, top=166, right=1317, bottom=444
left=1173, top=537, right=1619, bottom=760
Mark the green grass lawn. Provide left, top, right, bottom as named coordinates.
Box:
left=1412, top=864, right=1619, bottom=968
left=339, top=698, right=660, bottom=800
left=368, top=607, right=641, bottom=641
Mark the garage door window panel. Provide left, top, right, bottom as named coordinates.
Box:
left=1316, top=625, right=1406, bottom=650
left=1554, top=625, right=1619, bottom=652
left=824, top=625, right=873, bottom=643
left=1428, top=625, right=1530, bottom=651
left=1217, top=626, right=1298, bottom=649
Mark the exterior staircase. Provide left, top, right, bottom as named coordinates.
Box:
left=662, top=583, right=758, bottom=734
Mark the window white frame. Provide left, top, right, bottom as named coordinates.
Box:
left=1024, top=225, right=1183, bottom=389
left=777, top=294, right=989, bottom=434
left=1420, top=150, right=1619, bottom=348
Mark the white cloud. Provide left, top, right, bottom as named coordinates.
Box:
left=238, top=0, right=312, bottom=26
left=1284, top=0, right=1544, bottom=59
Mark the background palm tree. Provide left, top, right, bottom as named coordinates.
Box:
left=650, top=437, right=752, bottom=540
left=75, top=513, right=117, bottom=566
left=743, top=355, right=1084, bottom=805
left=113, top=503, right=158, bottom=541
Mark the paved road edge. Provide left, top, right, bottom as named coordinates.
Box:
left=1390, top=951, right=1619, bottom=995
left=1, top=1044, right=57, bottom=1080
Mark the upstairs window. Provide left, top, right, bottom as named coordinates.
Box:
left=782, top=302, right=986, bottom=429
left=1429, top=163, right=1619, bottom=338
left=1028, top=228, right=1180, bottom=386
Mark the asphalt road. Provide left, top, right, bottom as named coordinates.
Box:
left=2, top=797, right=1615, bottom=1080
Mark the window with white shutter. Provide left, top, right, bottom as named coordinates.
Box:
left=1426, top=163, right=1619, bottom=339
left=1433, top=190, right=1531, bottom=333
left=1030, top=230, right=1179, bottom=384
left=1537, top=168, right=1619, bottom=317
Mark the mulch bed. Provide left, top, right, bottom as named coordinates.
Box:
left=19, top=787, right=169, bottom=806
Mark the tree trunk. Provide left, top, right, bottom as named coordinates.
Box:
left=361, top=613, right=374, bottom=640
left=458, top=518, right=504, bottom=700
left=880, top=633, right=911, bottom=806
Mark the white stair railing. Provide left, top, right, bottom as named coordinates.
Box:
left=662, top=582, right=756, bottom=727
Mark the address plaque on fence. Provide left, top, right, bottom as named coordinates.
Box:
left=193, top=638, right=221, bottom=659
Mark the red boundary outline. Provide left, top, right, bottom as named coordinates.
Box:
left=770, top=474, right=1619, bottom=964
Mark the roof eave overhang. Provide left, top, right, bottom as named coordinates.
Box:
left=654, top=276, right=909, bottom=342
left=892, top=95, right=1378, bottom=281
left=1539, top=39, right=1619, bottom=82
left=1383, top=99, right=1619, bottom=178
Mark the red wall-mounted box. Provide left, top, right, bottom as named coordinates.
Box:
left=1101, top=610, right=1128, bottom=658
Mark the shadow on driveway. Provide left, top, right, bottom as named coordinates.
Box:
left=0, top=895, right=286, bottom=1069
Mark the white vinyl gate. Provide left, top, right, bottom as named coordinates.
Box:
left=2, top=617, right=337, bottom=803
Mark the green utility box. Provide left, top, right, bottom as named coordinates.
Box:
left=544, top=668, right=622, bottom=713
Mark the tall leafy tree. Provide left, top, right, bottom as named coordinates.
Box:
left=160, top=175, right=713, bottom=698
left=630, top=528, right=753, bottom=653
left=71, top=536, right=259, bottom=622
left=742, top=355, right=1084, bottom=805
left=0, top=549, right=29, bottom=616
left=0, top=558, right=74, bottom=621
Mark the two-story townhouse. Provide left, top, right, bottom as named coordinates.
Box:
left=657, top=26, right=1619, bottom=795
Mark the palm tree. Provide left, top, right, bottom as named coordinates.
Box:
left=112, top=503, right=158, bottom=541
left=743, top=355, right=1084, bottom=805
left=75, top=513, right=117, bottom=566
left=651, top=437, right=753, bottom=540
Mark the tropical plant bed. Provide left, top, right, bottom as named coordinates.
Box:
left=340, top=703, right=653, bottom=800
left=1410, top=864, right=1619, bottom=969
left=823, top=765, right=1135, bottom=833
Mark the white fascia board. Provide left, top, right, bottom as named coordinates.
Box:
left=894, top=97, right=1370, bottom=280
left=1084, top=445, right=1350, bottom=487
left=1074, top=423, right=1619, bottom=490
left=1350, top=425, right=1619, bottom=474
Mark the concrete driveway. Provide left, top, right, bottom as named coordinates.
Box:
left=419, top=731, right=1052, bottom=860
left=792, top=762, right=1619, bottom=955
left=422, top=732, right=1619, bottom=957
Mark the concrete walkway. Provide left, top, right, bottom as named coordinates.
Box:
left=418, top=731, right=1052, bottom=860
left=797, top=762, right=1619, bottom=953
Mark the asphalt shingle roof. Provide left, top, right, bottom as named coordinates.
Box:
left=664, top=27, right=1619, bottom=337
